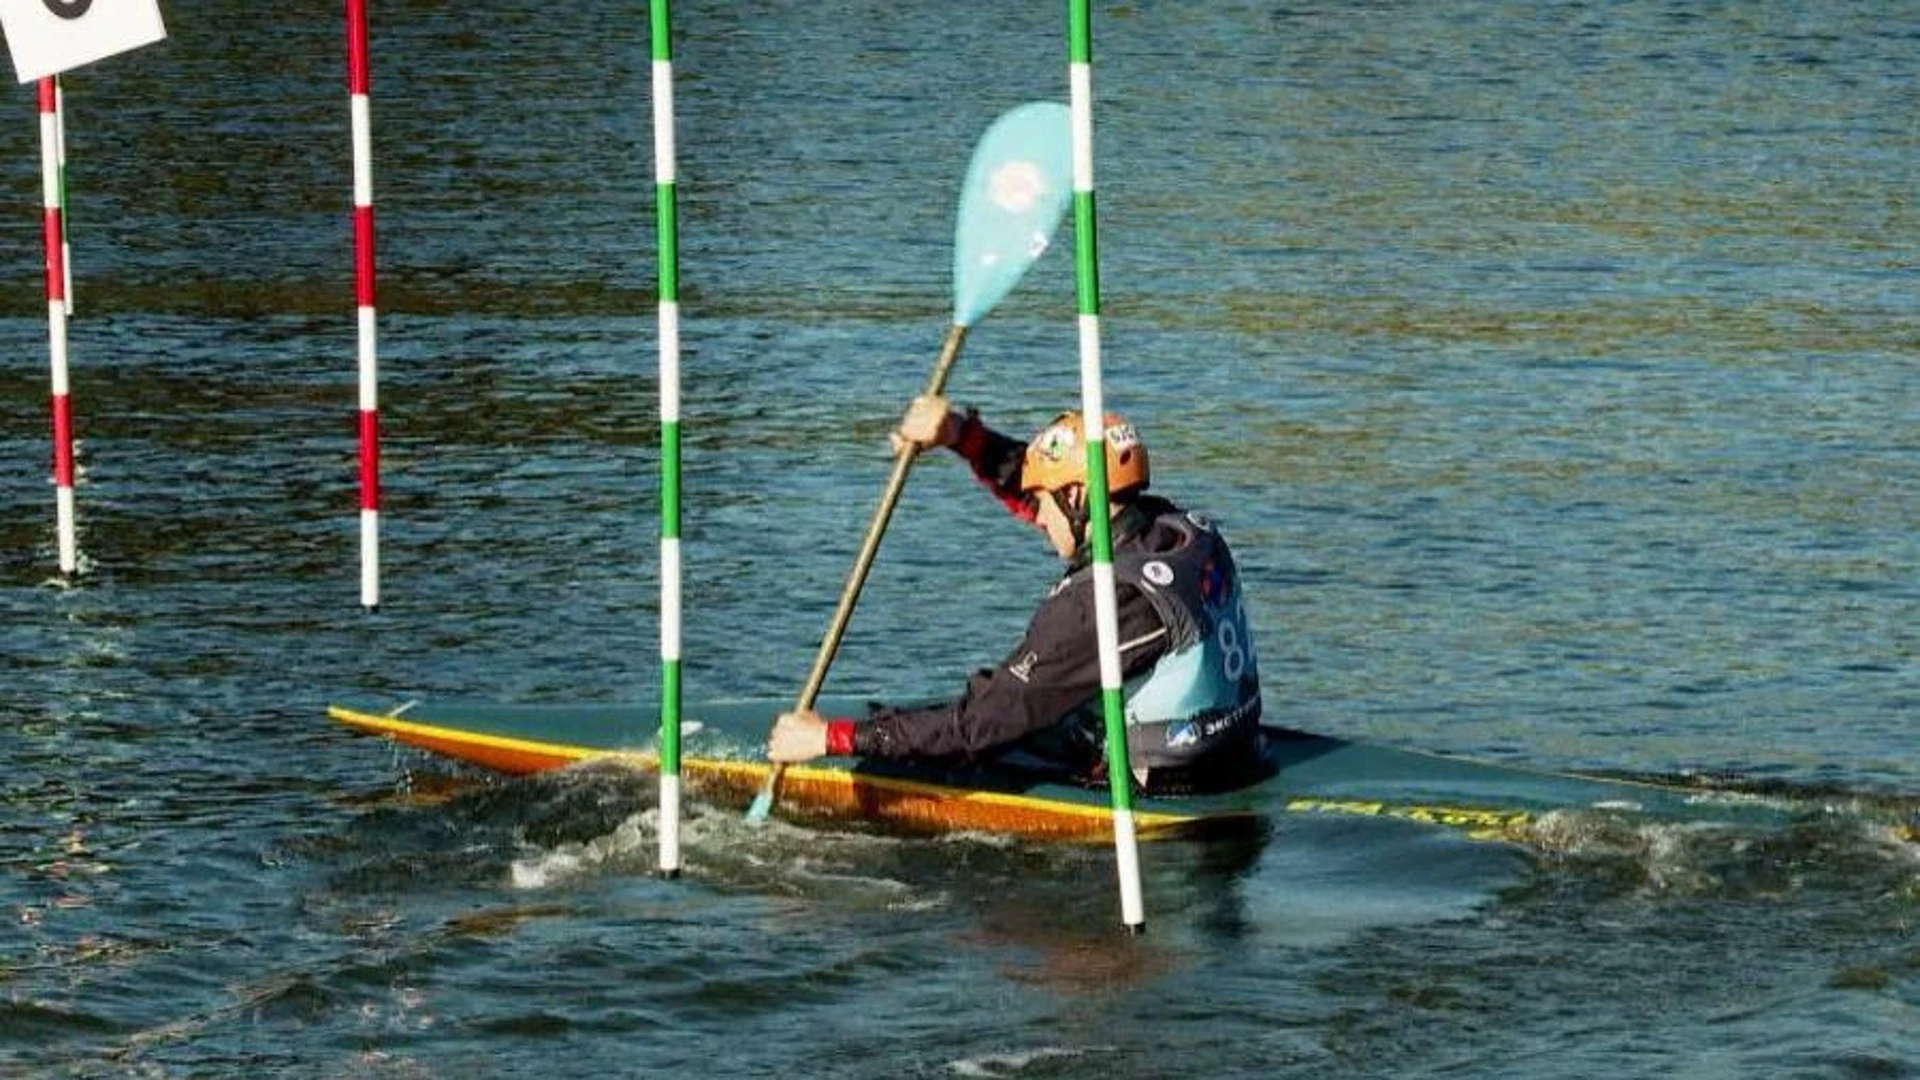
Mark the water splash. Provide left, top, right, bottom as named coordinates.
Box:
left=1520, top=805, right=1919, bottom=899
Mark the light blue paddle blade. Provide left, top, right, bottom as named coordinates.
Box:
left=952, top=102, right=1073, bottom=328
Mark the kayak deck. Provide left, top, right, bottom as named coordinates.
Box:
left=327, top=700, right=1266, bottom=841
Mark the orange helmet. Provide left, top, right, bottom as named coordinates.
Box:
left=1021, top=411, right=1150, bottom=496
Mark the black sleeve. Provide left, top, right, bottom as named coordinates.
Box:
left=950, top=413, right=1036, bottom=520
left=853, top=576, right=1170, bottom=760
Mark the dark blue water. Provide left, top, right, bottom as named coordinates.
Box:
left=2, top=1, right=1914, bottom=1075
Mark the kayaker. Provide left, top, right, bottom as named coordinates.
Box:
left=766, top=396, right=1265, bottom=794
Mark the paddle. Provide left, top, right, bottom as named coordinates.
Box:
left=746, top=101, right=1074, bottom=823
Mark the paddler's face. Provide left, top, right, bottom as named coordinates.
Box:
left=1032, top=487, right=1082, bottom=560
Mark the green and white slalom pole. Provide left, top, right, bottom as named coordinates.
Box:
left=1066, top=0, right=1145, bottom=933
left=55, top=76, right=70, bottom=315
left=649, top=0, right=684, bottom=878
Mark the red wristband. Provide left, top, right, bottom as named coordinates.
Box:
left=825, top=719, right=857, bottom=757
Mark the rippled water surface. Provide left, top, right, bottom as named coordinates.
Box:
left=2, top=1, right=1915, bottom=1076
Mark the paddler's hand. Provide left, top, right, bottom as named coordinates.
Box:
left=767, top=709, right=829, bottom=763
left=890, top=394, right=960, bottom=455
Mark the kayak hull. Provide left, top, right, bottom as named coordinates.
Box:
left=327, top=696, right=1807, bottom=843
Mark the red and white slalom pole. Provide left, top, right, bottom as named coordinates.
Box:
left=346, top=0, right=380, bottom=610
left=39, top=77, right=77, bottom=577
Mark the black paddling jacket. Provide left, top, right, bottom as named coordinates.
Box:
left=839, top=414, right=1263, bottom=783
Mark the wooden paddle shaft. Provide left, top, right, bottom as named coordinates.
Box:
left=795, top=322, right=970, bottom=712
